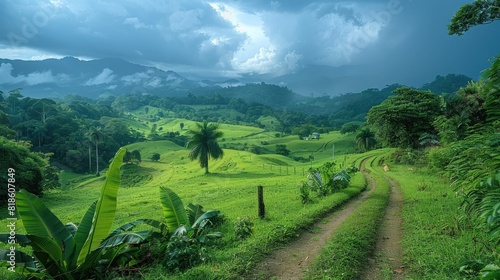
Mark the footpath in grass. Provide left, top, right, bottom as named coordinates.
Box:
left=248, top=160, right=371, bottom=279
left=361, top=173, right=404, bottom=279
left=304, top=155, right=391, bottom=280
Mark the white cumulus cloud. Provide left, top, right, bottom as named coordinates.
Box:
left=0, top=63, right=60, bottom=85
left=85, top=68, right=115, bottom=85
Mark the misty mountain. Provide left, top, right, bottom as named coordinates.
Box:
left=0, top=57, right=473, bottom=113
left=0, top=56, right=225, bottom=98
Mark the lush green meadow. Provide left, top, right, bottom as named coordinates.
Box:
left=2, top=117, right=494, bottom=279
left=0, top=121, right=364, bottom=279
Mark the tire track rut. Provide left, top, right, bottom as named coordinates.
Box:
left=361, top=174, right=405, bottom=279
left=248, top=158, right=376, bottom=280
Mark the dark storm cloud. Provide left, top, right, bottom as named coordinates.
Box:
left=0, top=0, right=245, bottom=67
left=0, top=0, right=498, bottom=94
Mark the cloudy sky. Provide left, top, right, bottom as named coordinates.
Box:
left=0, top=0, right=499, bottom=94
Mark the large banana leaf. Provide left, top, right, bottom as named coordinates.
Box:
left=97, top=219, right=155, bottom=249
left=97, top=230, right=151, bottom=249
left=65, top=223, right=78, bottom=237
left=0, top=249, right=38, bottom=269
left=137, top=218, right=168, bottom=233
left=106, top=220, right=145, bottom=237
left=16, top=190, right=76, bottom=264
left=78, top=148, right=125, bottom=265
left=159, top=187, right=189, bottom=230
left=72, top=200, right=96, bottom=268
left=0, top=233, right=31, bottom=244
left=192, top=210, right=220, bottom=228
left=26, top=235, right=63, bottom=270
left=186, top=203, right=205, bottom=226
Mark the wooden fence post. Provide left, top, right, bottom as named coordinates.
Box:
left=258, top=185, right=265, bottom=219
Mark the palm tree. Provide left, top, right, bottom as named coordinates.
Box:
left=90, top=127, right=103, bottom=176
left=32, top=125, right=47, bottom=151
left=356, top=128, right=376, bottom=151
left=84, top=127, right=94, bottom=174
left=187, top=121, right=224, bottom=174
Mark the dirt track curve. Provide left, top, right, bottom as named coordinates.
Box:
left=248, top=158, right=406, bottom=280
left=248, top=158, right=377, bottom=280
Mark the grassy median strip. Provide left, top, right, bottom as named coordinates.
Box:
left=304, top=157, right=390, bottom=280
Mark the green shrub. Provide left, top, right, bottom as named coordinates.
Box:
left=150, top=152, right=161, bottom=161
left=234, top=217, right=254, bottom=240
left=165, top=235, right=209, bottom=272
left=427, top=146, right=454, bottom=171
left=298, top=182, right=312, bottom=205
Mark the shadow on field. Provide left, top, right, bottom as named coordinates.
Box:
left=205, top=172, right=282, bottom=179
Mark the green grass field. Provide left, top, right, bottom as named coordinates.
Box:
left=1, top=119, right=492, bottom=279
left=0, top=120, right=364, bottom=278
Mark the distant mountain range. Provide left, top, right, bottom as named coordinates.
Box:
left=0, top=56, right=473, bottom=102
left=0, top=56, right=244, bottom=98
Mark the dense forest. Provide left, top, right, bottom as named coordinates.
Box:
left=0, top=73, right=471, bottom=201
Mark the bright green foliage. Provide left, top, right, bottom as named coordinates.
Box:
left=150, top=152, right=161, bottom=161
left=158, top=187, right=221, bottom=239
left=123, top=149, right=142, bottom=164
left=275, top=144, right=290, bottom=156
left=484, top=55, right=500, bottom=126
left=428, top=55, right=500, bottom=275
left=78, top=148, right=126, bottom=263
left=340, top=121, right=362, bottom=134
left=367, top=87, right=441, bottom=148
left=159, top=187, right=190, bottom=230
left=433, top=81, right=487, bottom=144
left=0, top=148, right=155, bottom=279
left=355, top=128, right=376, bottom=151
left=233, top=217, right=254, bottom=240
left=152, top=187, right=222, bottom=271
left=448, top=0, right=500, bottom=35
left=0, top=137, right=53, bottom=200
left=187, top=121, right=224, bottom=174
left=306, top=162, right=355, bottom=197
left=461, top=174, right=500, bottom=246
left=298, top=182, right=312, bottom=205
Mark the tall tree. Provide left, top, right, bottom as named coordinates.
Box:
left=367, top=87, right=441, bottom=148
left=448, top=0, right=500, bottom=35
left=90, top=127, right=103, bottom=176
left=186, top=121, right=224, bottom=174
left=32, top=124, right=47, bottom=151
left=84, top=127, right=94, bottom=174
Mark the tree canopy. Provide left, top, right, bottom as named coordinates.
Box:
left=0, top=137, right=55, bottom=201
left=367, top=87, right=441, bottom=148
left=448, top=0, right=500, bottom=35
left=187, top=121, right=224, bottom=174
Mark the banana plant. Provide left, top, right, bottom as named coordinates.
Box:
left=153, top=187, right=222, bottom=271
left=159, top=187, right=222, bottom=241
left=0, top=148, right=156, bottom=279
